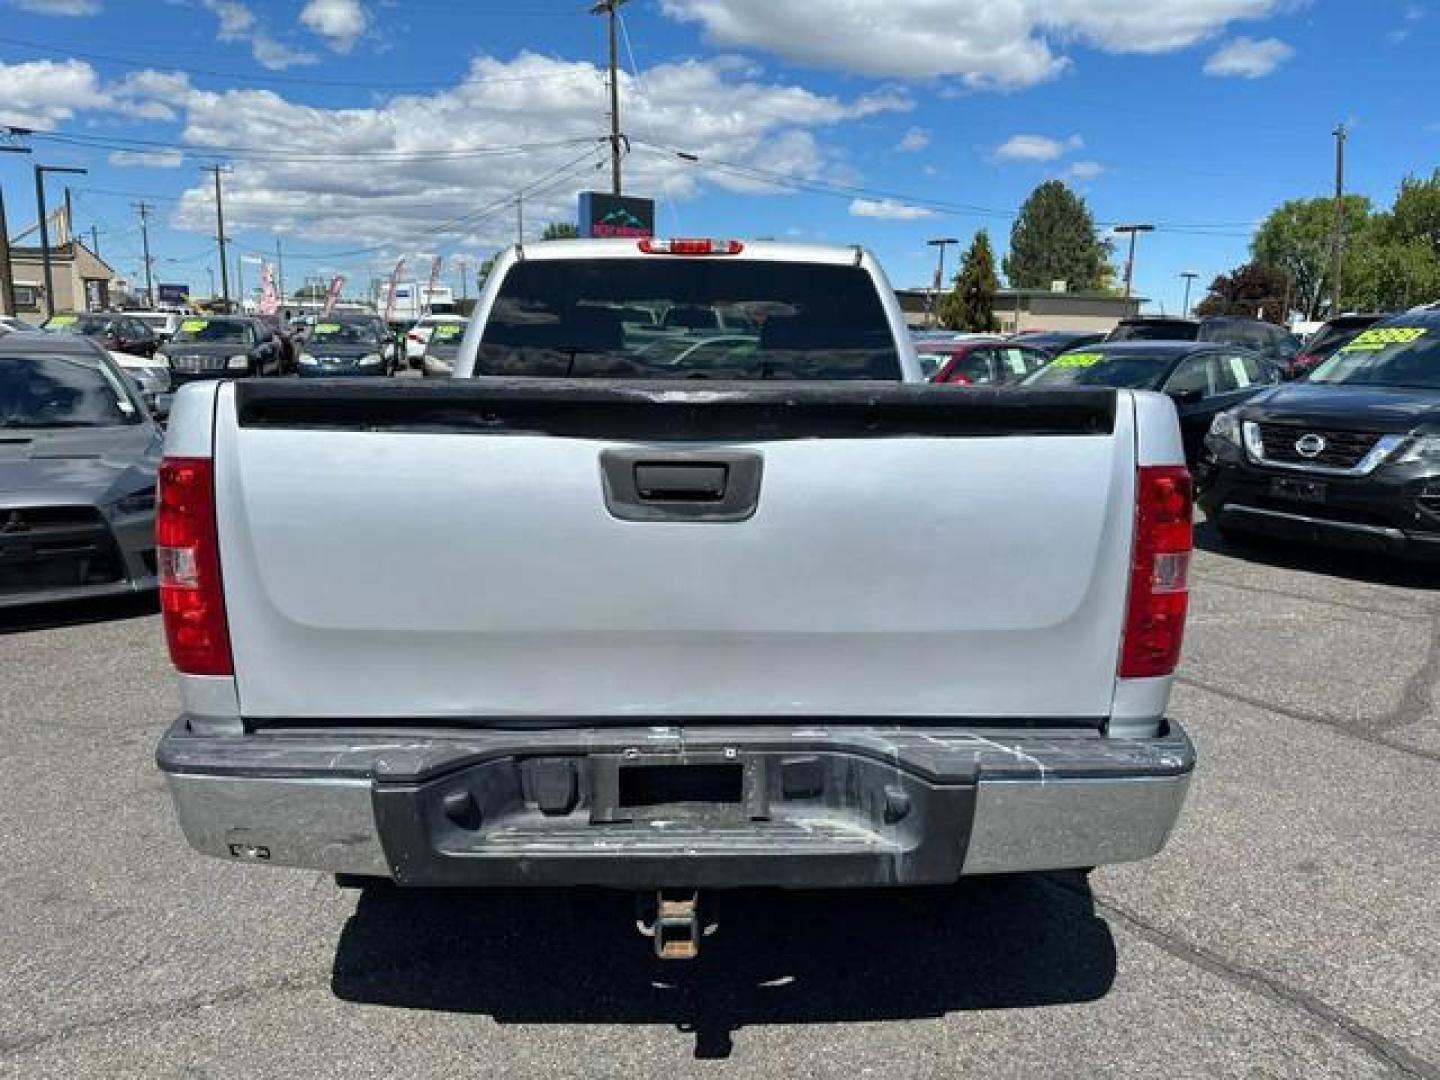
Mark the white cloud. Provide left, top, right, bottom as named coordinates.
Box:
left=299, top=0, right=369, bottom=53
left=11, top=0, right=100, bottom=13
left=661, top=0, right=1288, bottom=86
left=849, top=197, right=935, bottom=220
left=199, top=0, right=318, bottom=70
left=109, top=149, right=184, bottom=168
left=1064, top=160, right=1106, bottom=181
left=0, top=59, right=106, bottom=129
left=896, top=126, right=930, bottom=152
left=45, top=53, right=905, bottom=252
left=1203, top=36, right=1294, bottom=78
left=994, top=133, right=1083, bottom=162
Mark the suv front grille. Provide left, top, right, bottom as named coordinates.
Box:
left=0, top=505, right=122, bottom=597
left=1256, top=424, right=1382, bottom=470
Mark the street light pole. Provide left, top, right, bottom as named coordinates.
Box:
left=1180, top=271, right=1198, bottom=319
left=0, top=144, right=34, bottom=318
left=926, top=237, right=960, bottom=328
left=33, top=163, right=87, bottom=320
left=1114, top=223, right=1155, bottom=301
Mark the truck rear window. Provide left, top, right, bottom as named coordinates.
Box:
left=476, top=258, right=900, bottom=381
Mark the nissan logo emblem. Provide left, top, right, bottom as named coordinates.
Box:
left=1295, top=434, right=1327, bottom=459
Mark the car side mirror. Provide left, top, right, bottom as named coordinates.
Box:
left=148, top=393, right=173, bottom=420
left=1169, top=388, right=1204, bottom=407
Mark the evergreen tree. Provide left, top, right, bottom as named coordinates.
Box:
left=939, top=230, right=1001, bottom=332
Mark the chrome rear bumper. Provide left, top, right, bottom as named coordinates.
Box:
left=159, top=719, right=1194, bottom=885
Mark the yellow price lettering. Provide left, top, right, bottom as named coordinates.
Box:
left=1053, top=352, right=1102, bottom=368
left=1341, top=327, right=1427, bottom=352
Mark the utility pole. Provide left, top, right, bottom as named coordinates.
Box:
left=90, top=224, right=100, bottom=258
left=0, top=144, right=33, bottom=318
left=1330, top=123, right=1348, bottom=317
left=1180, top=272, right=1198, bottom=318
left=457, top=256, right=469, bottom=302
left=203, top=165, right=231, bottom=308
left=63, top=186, right=74, bottom=245
left=1114, top=223, right=1155, bottom=301
left=590, top=0, right=628, bottom=195
left=516, top=192, right=524, bottom=244
left=926, top=237, right=960, bottom=328
left=135, top=201, right=155, bottom=308
left=33, top=163, right=87, bottom=320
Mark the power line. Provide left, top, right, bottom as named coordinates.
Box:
left=25, top=130, right=601, bottom=164
left=0, top=35, right=605, bottom=92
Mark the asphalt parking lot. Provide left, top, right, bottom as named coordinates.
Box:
left=2, top=522, right=1437, bottom=1079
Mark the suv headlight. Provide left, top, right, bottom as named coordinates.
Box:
left=299, top=352, right=318, bottom=366
left=358, top=353, right=383, bottom=367
left=227, top=354, right=249, bottom=370
left=1208, top=410, right=1241, bottom=445
left=1397, top=435, right=1440, bottom=465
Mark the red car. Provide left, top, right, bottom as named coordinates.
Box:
left=917, top=338, right=1051, bottom=385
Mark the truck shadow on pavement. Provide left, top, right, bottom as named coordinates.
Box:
left=330, top=871, right=1115, bottom=1059
left=0, top=593, right=159, bottom=635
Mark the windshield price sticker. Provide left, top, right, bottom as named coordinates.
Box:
left=49, top=315, right=78, bottom=326
left=180, top=319, right=209, bottom=333
left=315, top=323, right=342, bottom=333
left=1053, top=352, right=1103, bottom=368
left=1341, top=327, right=1427, bottom=352
left=433, top=325, right=463, bottom=339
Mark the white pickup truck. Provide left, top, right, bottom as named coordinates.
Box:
left=156, top=239, right=1194, bottom=954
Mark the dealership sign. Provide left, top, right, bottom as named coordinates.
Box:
left=157, top=283, right=189, bottom=305
left=578, top=192, right=655, bottom=239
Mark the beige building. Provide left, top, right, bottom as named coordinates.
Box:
left=4, top=241, right=117, bottom=319
left=897, top=287, right=1145, bottom=334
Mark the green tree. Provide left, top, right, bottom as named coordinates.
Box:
left=1251, top=195, right=1370, bottom=319
left=1193, top=262, right=1292, bottom=324
left=939, top=230, right=1001, bottom=332
left=541, top=221, right=579, bottom=241
left=1003, top=180, right=1111, bottom=291
left=1380, top=169, right=1440, bottom=253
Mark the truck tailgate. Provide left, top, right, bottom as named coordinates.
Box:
left=214, top=381, right=1136, bottom=722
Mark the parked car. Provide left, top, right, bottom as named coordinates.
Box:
left=1201, top=311, right=1440, bottom=559
left=1290, top=314, right=1387, bottom=377
left=1025, top=341, right=1281, bottom=465
left=1011, top=329, right=1106, bottom=356
left=297, top=317, right=395, bottom=377
left=0, top=316, right=35, bottom=335
left=1107, top=316, right=1303, bottom=376
left=918, top=338, right=1051, bottom=384
left=42, top=312, right=160, bottom=359
left=420, top=319, right=469, bottom=377
left=108, top=350, right=171, bottom=400
left=0, top=332, right=163, bottom=608
left=403, top=314, right=467, bottom=367
left=158, top=316, right=286, bottom=385
left=255, top=314, right=299, bottom=373
left=128, top=311, right=186, bottom=343
left=156, top=238, right=1195, bottom=959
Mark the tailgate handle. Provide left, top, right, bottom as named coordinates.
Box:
left=635, top=463, right=727, bottom=502
left=601, top=449, right=763, bottom=523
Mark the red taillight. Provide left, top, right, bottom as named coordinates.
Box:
left=158, top=457, right=232, bottom=676
left=638, top=238, right=745, bottom=256
left=1119, top=465, right=1193, bottom=679
left=407, top=331, right=424, bottom=342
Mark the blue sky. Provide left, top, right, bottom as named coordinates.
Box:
left=0, top=0, right=1436, bottom=314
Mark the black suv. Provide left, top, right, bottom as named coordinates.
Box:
left=1200, top=310, right=1440, bottom=560
left=1108, top=316, right=1303, bottom=375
